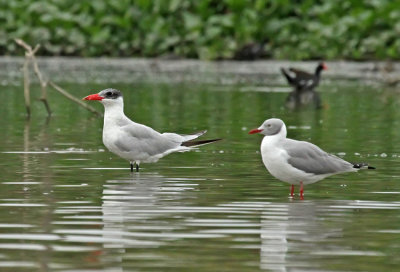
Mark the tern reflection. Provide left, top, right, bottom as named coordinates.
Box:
left=101, top=173, right=199, bottom=250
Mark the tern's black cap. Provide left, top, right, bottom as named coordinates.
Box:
left=99, top=88, right=123, bottom=99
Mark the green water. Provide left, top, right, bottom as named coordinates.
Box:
left=0, top=83, right=399, bottom=271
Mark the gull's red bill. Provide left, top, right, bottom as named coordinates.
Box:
left=248, top=128, right=263, bottom=134
left=83, top=94, right=103, bottom=101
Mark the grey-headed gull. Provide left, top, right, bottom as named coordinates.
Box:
left=83, top=88, right=221, bottom=172
left=249, top=118, right=374, bottom=199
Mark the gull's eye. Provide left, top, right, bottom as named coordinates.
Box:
left=267, top=124, right=271, bottom=127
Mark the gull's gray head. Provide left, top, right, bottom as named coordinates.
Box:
left=249, top=118, right=286, bottom=136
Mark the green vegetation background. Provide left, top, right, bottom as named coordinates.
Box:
left=1, top=0, right=399, bottom=60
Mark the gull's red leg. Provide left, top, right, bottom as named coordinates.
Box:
left=300, top=182, right=304, bottom=200
left=290, top=185, right=295, bottom=197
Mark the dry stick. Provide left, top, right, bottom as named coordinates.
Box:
left=15, top=39, right=52, bottom=117
left=15, top=39, right=100, bottom=117
left=48, top=81, right=103, bottom=117
left=31, top=47, right=52, bottom=116
left=22, top=53, right=31, bottom=117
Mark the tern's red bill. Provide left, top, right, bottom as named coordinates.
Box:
left=248, top=128, right=263, bottom=134
left=83, top=94, right=103, bottom=101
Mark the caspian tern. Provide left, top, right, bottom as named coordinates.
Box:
left=249, top=118, right=374, bottom=199
left=83, top=88, right=221, bottom=172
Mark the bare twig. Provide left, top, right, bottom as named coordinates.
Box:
left=48, top=81, right=103, bottom=117
left=31, top=54, right=52, bottom=116
left=15, top=39, right=52, bottom=116
left=22, top=55, right=31, bottom=118
left=15, top=39, right=32, bottom=52
left=15, top=38, right=33, bottom=117
left=15, top=39, right=101, bottom=117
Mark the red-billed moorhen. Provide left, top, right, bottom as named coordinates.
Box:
left=281, top=62, right=328, bottom=91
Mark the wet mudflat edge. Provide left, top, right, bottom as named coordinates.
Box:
left=1, top=57, right=400, bottom=86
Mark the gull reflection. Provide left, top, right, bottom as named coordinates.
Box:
left=260, top=201, right=341, bottom=271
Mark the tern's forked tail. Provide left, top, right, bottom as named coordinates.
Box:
left=353, top=162, right=376, bottom=170
left=181, top=138, right=222, bottom=147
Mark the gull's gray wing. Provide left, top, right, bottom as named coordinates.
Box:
left=283, top=139, right=354, bottom=175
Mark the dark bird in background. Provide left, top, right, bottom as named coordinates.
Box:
left=281, top=62, right=328, bottom=109
left=281, top=62, right=328, bottom=91
left=234, top=39, right=269, bottom=60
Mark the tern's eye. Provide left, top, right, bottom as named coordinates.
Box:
left=267, top=124, right=271, bottom=127
left=106, top=91, right=112, bottom=96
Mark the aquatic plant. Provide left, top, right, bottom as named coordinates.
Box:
left=1, top=0, right=398, bottom=60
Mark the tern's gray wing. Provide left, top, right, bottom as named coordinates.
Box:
left=115, top=123, right=181, bottom=157
left=163, top=130, right=206, bottom=142
left=283, top=139, right=354, bottom=175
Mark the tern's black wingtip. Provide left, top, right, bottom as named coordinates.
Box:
left=353, top=163, right=375, bottom=170
left=181, top=138, right=222, bottom=147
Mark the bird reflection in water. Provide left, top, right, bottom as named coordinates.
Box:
left=101, top=172, right=200, bottom=257
left=260, top=201, right=341, bottom=271
left=285, top=89, right=322, bottom=110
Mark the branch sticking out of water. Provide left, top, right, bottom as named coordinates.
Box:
left=31, top=48, right=51, bottom=116
left=14, top=39, right=102, bottom=118
left=22, top=53, right=31, bottom=117
left=15, top=39, right=51, bottom=117
left=48, top=81, right=103, bottom=118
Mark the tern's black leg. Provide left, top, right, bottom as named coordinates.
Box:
left=130, top=163, right=134, bottom=172
left=136, top=164, right=139, bottom=172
